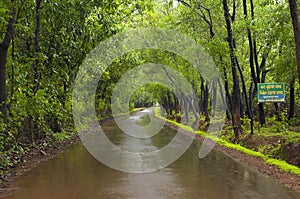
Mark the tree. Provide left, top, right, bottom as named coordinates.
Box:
left=0, top=0, right=16, bottom=124
left=0, top=0, right=152, bottom=153
left=223, top=0, right=241, bottom=139
left=288, top=0, right=300, bottom=82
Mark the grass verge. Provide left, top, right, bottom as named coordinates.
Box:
left=154, top=108, right=300, bottom=176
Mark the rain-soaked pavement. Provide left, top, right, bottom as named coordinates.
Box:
left=4, top=109, right=300, bottom=199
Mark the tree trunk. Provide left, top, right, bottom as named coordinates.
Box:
left=187, top=96, right=199, bottom=122
left=167, top=91, right=172, bottom=114
left=163, top=96, right=170, bottom=115
left=200, top=79, right=204, bottom=113
left=173, top=92, right=179, bottom=114
left=258, top=71, right=267, bottom=126
left=182, top=95, right=189, bottom=122
left=288, top=0, right=300, bottom=82
left=288, top=78, right=295, bottom=120
left=223, top=0, right=241, bottom=140
left=243, top=0, right=255, bottom=132
left=9, top=34, right=15, bottom=108
left=223, top=66, right=232, bottom=120
left=274, top=102, right=281, bottom=121
left=217, top=78, right=230, bottom=120
left=203, top=83, right=210, bottom=122
left=0, top=1, right=16, bottom=124
left=237, top=56, right=253, bottom=133
left=0, top=47, right=8, bottom=124
left=247, top=0, right=267, bottom=126
left=33, top=0, right=43, bottom=95
left=258, top=103, right=266, bottom=125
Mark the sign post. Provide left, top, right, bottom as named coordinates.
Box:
left=257, top=83, right=285, bottom=103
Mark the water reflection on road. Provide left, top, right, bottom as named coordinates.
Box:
left=5, top=109, right=300, bottom=199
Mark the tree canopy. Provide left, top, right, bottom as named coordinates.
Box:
left=1, top=0, right=300, bottom=168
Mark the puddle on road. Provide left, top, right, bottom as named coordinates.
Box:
left=5, top=110, right=300, bottom=199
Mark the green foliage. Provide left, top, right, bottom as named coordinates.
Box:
left=0, top=0, right=151, bottom=170
left=1, top=0, right=300, bottom=181
left=51, top=131, right=71, bottom=143
left=154, top=108, right=196, bottom=132
left=220, top=141, right=265, bottom=159
left=266, top=159, right=300, bottom=175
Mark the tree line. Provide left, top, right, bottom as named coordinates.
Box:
left=0, top=0, right=151, bottom=167
left=0, top=0, right=300, bottom=167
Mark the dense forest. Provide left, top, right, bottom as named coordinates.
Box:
left=1, top=0, right=300, bottom=173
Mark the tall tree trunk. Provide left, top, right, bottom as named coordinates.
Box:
left=245, top=0, right=267, bottom=126
left=9, top=35, right=15, bottom=108
left=167, top=91, right=172, bottom=114
left=204, top=84, right=209, bottom=122
left=173, top=92, right=179, bottom=114
left=0, top=0, right=16, bottom=124
left=274, top=103, right=281, bottom=121
left=223, top=66, right=232, bottom=120
left=163, top=96, right=170, bottom=115
left=242, top=0, right=255, bottom=134
left=211, top=81, right=217, bottom=117
left=258, top=103, right=266, bottom=125
left=223, top=0, right=241, bottom=140
left=236, top=55, right=253, bottom=133
left=289, top=0, right=300, bottom=82
left=182, top=95, right=189, bottom=122
left=187, top=96, right=199, bottom=122
left=217, top=78, right=230, bottom=120
left=288, top=78, right=295, bottom=120
left=258, top=72, right=266, bottom=125
left=0, top=47, right=8, bottom=124
left=33, top=0, right=43, bottom=95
